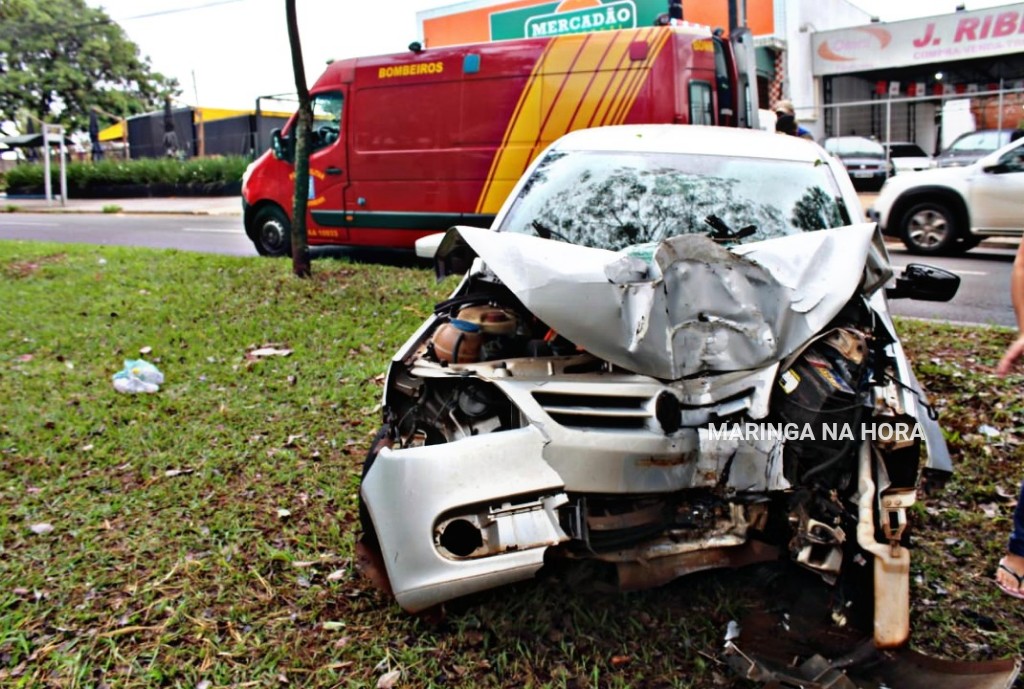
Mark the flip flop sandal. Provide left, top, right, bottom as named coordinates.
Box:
left=996, top=558, right=1024, bottom=600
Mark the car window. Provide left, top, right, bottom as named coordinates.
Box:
left=888, top=144, right=927, bottom=157
left=825, top=138, right=885, bottom=158
left=497, top=150, right=850, bottom=252
left=310, top=92, right=343, bottom=151
left=996, top=145, right=1024, bottom=171
left=948, top=131, right=1004, bottom=152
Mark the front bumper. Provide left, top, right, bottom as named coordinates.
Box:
left=360, top=426, right=569, bottom=612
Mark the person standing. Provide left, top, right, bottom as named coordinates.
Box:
left=773, top=100, right=814, bottom=140
left=995, top=237, right=1024, bottom=599
left=775, top=113, right=798, bottom=137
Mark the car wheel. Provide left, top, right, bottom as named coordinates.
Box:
left=250, top=206, right=292, bottom=257
left=899, top=201, right=960, bottom=255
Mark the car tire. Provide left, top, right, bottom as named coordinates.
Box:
left=899, top=201, right=961, bottom=255
left=250, top=206, right=292, bottom=257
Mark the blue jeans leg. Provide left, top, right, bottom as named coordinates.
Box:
left=1010, top=478, right=1024, bottom=558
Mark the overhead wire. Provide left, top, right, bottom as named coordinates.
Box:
left=111, top=0, right=247, bottom=23
left=0, top=0, right=249, bottom=38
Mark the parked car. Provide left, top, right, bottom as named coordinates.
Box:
left=822, top=135, right=892, bottom=190
left=936, top=128, right=1015, bottom=167
left=869, top=134, right=1024, bottom=254
left=357, top=125, right=977, bottom=678
left=882, top=141, right=936, bottom=173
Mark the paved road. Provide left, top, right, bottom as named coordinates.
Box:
left=0, top=211, right=1016, bottom=327
left=858, top=192, right=1017, bottom=327
left=0, top=212, right=256, bottom=256
left=885, top=242, right=1016, bottom=327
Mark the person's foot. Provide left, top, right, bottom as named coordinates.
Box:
left=996, top=554, right=1024, bottom=599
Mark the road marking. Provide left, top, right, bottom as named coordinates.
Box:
left=0, top=220, right=60, bottom=226
left=891, top=264, right=987, bottom=277
left=182, top=227, right=244, bottom=234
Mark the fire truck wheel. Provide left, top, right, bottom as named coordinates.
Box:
left=251, top=206, right=292, bottom=257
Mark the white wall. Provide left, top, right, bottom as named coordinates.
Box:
left=775, top=0, right=873, bottom=140
left=941, top=100, right=977, bottom=148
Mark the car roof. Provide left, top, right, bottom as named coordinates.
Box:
left=548, top=124, right=826, bottom=164
left=947, top=128, right=1014, bottom=141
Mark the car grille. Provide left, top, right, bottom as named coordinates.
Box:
left=532, top=391, right=650, bottom=430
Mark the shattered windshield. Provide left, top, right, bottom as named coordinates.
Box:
left=497, top=150, right=849, bottom=251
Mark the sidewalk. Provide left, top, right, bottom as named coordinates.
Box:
left=1, top=194, right=243, bottom=216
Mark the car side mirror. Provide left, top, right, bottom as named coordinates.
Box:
left=270, top=128, right=294, bottom=162
left=886, top=263, right=960, bottom=302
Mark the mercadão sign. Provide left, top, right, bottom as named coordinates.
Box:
left=417, top=0, right=774, bottom=48
left=524, top=0, right=637, bottom=38
left=488, top=0, right=656, bottom=42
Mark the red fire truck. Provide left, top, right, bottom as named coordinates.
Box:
left=241, top=22, right=758, bottom=256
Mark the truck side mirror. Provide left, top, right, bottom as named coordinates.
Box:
left=270, top=128, right=294, bottom=163
left=886, top=263, right=960, bottom=302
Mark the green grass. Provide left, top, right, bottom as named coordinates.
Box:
left=101, top=205, right=123, bottom=214
left=1, top=241, right=1022, bottom=688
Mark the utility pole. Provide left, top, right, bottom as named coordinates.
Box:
left=726, top=0, right=759, bottom=130
left=192, top=70, right=206, bottom=157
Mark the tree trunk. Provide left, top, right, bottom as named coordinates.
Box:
left=286, top=0, right=312, bottom=278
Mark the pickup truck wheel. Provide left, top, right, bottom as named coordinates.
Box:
left=899, top=201, right=959, bottom=255
left=251, top=206, right=292, bottom=257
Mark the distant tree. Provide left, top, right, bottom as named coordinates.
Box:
left=0, top=0, right=179, bottom=134
left=285, top=0, right=311, bottom=278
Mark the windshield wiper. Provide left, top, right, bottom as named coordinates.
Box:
left=531, top=220, right=571, bottom=242
left=704, top=214, right=756, bottom=243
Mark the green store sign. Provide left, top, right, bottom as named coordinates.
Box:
left=490, top=0, right=666, bottom=41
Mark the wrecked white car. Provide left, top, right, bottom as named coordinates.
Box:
left=358, top=125, right=1019, bottom=686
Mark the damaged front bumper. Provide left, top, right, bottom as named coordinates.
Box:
left=360, top=426, right=569, bottom=612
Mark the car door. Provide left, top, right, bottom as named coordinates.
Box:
left=305, top=90, right=349, bottom=245
left=968, top=141, right=1024, bottom=232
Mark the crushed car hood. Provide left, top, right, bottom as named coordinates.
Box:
left=437, top=224, right=887, bottom=380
